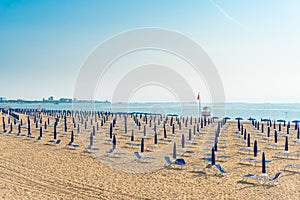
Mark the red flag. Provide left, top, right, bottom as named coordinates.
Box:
left=197, top=93, right=200, bottom=100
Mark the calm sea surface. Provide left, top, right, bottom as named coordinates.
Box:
left=1, top=102, right=300, bottom=120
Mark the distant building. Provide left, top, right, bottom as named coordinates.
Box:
left=0, top=97, right=6, bottom=102
left=48, top=96, right=54, bottom=101
left=59, top=98, right=72, bottom=103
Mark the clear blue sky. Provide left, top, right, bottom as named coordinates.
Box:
left=1, top=0, right=300, bottom=102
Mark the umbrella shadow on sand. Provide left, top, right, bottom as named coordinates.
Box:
left=236, top=181, right=276, bottom=190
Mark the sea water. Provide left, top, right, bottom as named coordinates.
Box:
left=1, top=102, right=300, bottom=120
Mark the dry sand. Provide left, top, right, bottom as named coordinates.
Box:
left=0, top=112, right=299, bottom=199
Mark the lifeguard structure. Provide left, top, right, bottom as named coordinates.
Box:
left=201, top=106, right=211, bottom=119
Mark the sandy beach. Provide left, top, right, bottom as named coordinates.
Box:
left=2, top=1, right=300, bottom=199
left=0, top=110, right=299, bottom=200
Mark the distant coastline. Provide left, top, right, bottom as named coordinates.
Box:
left=0, top=99, right=111, bottom=104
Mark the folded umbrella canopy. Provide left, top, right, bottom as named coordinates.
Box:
left=211, top=147, right=216, bottom=166
left=262, top=152, right=266, bottom=174
left=154, top=132, right=158, bottom=144
left=112, top=134, right=116, bottom=149
left=181, top=134, right=185, bottom=149
left=173, top=142, right=177, bottom=159
left=141, top=138, right=144, bottom=153
left=254, top=140, right=258, bottom=157
left=235, top=117, right=243, bottom=131
left=247, top=134, right=251, bottom=147
left=285, top=136, right=289, bottom=152
left=109, top=123, right=113, bottom=139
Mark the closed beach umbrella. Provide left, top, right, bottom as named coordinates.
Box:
left=254, top=140, right=258, bottom=157
left=297, top=128, right=300, bottom=139
left=144, top=125, right=146, bottom=136
left=18, top=124, right=21, bottom=134
left=28, top=118, right=31, bottom=135
left=173, top=142, right=177, bottom=159
left=189, top=129, right=192, bottom=140
left=287, top=127, right=290, bottom=135
left=267, top=126, right=270, bottom=137
left=261, top=123, right=264, bottom=133
left=214, top=141, right=218, bottom=152
left=124, top=118, right=127, bottom=134
left=211, top=147, right=216, bottom=166
left=274, top=130, right=278, bottom=143
left=54, top=124, right=57, bottom=140
left=279, top=123, right=281, bottom=132
left=109, top=123, right=113, bottom=139
left=164, top=126, right=167, bottom=139
left=285, top=136, right=288, bottom=152
left=217, top=122, right=221, bottom=134
left=10, top=123, right=12, bottom=133
left=89, top=132, right=94, bottom=147
left=241, top=125, right=244, bottom=135
left=112, top=134, right=116, bottom=149
left=215, top=132, right=219, bottom=144
left=262, top=152, right=266, bottom=174
left=70, top=131, right=74, bottom=144
left=181, top=134, right=185, bottom=149
left=172, top=124, right=175, bottom=134
left=154, top=132, right=158, bottom=144
left=39, top=127, right=42, bottom=139
left=131, top=130, right=134, bottom=141
left=243, top=129, right=247, bottom=140
left=247, top=134, right=251, bottom=147
left=154, top=123, right=157, bottom=133
left=2, top=122, right=5, bottom=132
left=141, top=138, right=144, bottom=153
left=64, top=117, right=67, bottom=132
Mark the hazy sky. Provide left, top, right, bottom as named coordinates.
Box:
left=1, top=0, right=299, bottom=103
